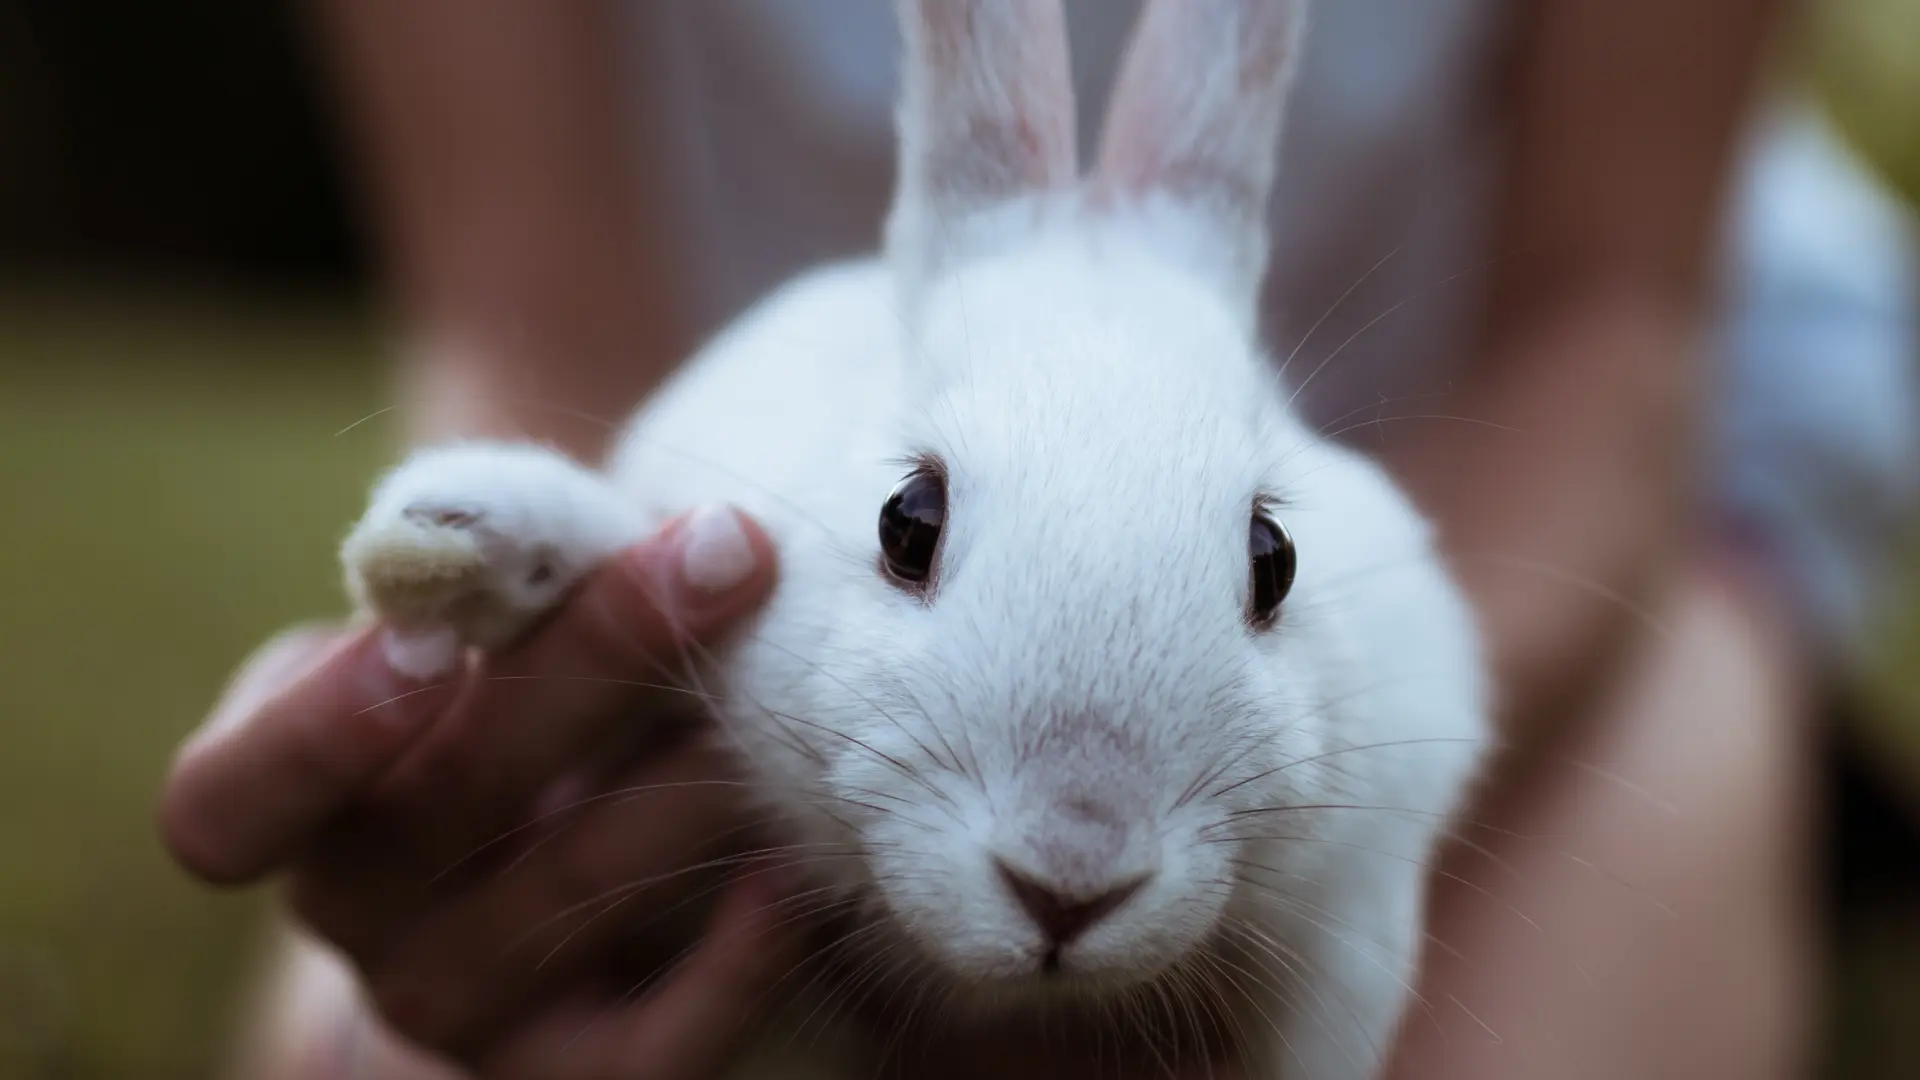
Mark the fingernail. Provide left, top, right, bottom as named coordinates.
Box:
left=677, top=505, right=759, bottom=596
left=349, top=629, right=457, bottom=728
left=380, top=626, right=464, bottom=681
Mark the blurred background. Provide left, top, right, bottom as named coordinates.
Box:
left=1, top=1, right=1918, bottom=1078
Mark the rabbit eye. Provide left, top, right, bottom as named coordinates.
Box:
left=1248, top=508, right=1296, bottom=627
left=879, top=469, right=946, bottom=588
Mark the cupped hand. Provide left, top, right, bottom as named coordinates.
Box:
left=160, top=508, right=808, bottom=1077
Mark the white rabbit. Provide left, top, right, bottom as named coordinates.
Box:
left=340, top=0, right=1491, bottom=1076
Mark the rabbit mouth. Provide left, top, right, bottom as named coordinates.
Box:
left=829, top=929, right=1249, bottom=1062
left=885, top=912, right=1200, bottom=1006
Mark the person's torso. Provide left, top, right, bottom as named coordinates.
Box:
left=619, top=0, right=1508, bottom=424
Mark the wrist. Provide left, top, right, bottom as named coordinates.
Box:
left=393, top=324, right=671, bottom=466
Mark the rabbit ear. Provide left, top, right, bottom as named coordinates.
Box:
left=1093, top=0, right=1306, bottom=302
left=885, top=0, right=1078, bottom=280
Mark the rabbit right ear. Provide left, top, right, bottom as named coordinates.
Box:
left=1093, top=0, right=1306, bottom=312
left=885, top=0, right=1078, bottom=287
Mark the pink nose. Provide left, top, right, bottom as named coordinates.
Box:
left=995, top=860, right=1150, bottom=946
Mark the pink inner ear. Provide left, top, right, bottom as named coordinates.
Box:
left=898, top=0, right=1078, bottom=213
left=1092, top=0, right=1301, bottom=225
left=996, top=112, right=1069, bottom=187
left=1236, top=4, right=1299, bottom=91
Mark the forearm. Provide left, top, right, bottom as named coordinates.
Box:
left=1385, top=0, right=1795, bottom=742
left=306, top=0, right=690, bottom=462
left=1390, top=293, right=1705, bottom=747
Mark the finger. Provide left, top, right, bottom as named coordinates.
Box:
left=191, top=623, right=340, bottom=745
left=480, top=863, right=805, bottom=1080
left=160, top=622, right=459, bottom=885
left=369, top=505, right=776, bottom=854
left=339, top=738, right=751, bottom=1052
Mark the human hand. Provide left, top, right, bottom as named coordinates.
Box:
left=161, top=508, right=806, bottom=1077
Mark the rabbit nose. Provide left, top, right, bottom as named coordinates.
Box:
left=994, top=859, right=1150, bottom=946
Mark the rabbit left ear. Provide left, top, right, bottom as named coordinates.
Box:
left=1092, top=0, right=1307, bottom=307
left=885, top=0, right=1079, bottom=283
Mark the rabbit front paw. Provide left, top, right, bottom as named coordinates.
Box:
left=341, top=442, right=649, bottom=677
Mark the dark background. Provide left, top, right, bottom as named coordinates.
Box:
left=0, top=0, right=359, bottom=290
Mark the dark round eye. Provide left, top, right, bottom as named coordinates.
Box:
left=1248, top=509, right=1296, bottom=626
left=879, top=470, right=946, bottom=587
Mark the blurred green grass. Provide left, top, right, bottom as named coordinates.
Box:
left=0, top=295, right=393, bottom=1078
left=1810, top=0, right=1920, bottom=206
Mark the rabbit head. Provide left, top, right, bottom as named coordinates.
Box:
left=739, top=0, right=1488, bottom=1010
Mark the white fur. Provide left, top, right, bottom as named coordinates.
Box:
left=341, top=442, right=652, bottom=676
left=339, top=2, right=1489, bottom=1076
